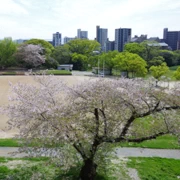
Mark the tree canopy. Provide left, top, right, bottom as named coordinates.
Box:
left=174, top=67, right=180, bottom=80
left=159, top=50, right=177, bottom=67
left=52, top=45, right=71, bottom=65
left=148, top=56, right=165, bottom=67
left=150, top=62, right=169, bottom=80
left=113, top=52, right=147, bottom=78
left=98, top=50, right=119, bottom=75
left=124, top=42, right=145, bottom=57
left=25, top=39, right=54, bottom=55
left=66, top=39, right=100, bottom=55
left=0, top=38, right=17, bottom=69
left=65, top=39, right=101, bottom=70
left=2, top=75, right=180, bottom=179
left=15, top=44, right=45, bottom=68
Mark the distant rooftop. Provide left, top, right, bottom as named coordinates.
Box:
left=147, top=42, right=168, bottom=47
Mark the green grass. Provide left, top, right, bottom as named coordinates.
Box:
left=0, top=156, right=179, bottom=180
left=0, top=139, right=20, bottom=147
left=0, top=157, right=58, bottom=180
left=46, top=70, right=72, bottom=75
left=127, top=157, right=180, bottom=180
left=0, top=71, right=16, bottom=75
left=120, top=135, right=180, bottom=149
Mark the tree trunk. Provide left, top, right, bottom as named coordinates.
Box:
left=80, top=158, right=97, bottom=180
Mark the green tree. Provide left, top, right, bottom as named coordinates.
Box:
left=52, top=45, right=71, bottom=65
left=113, top=52, right=147, bottom=78
left=71, top=53, right=88, bottom=70
left=124, top=42, right=145, bottom=57
left=174, top=67, right=180, bottom=80
left=66, top=39, right=100, bottom=70
left=0, top=38, right=17, bottom=69
left=98, top=50, right=119, bottom=75
left=140, top=41, right=160, bottom=64
left=150, top=63, right=169, bottom=86
left=149, top=56, right=165, bottom=67
left=174, top=50, right=180, bottom=65
left=159, top=50, right=176, bottom=67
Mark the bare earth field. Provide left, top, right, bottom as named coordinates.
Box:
left=0, top=76, right=89, bottom=138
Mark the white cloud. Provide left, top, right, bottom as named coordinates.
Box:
left=0, top=0, right=180, bottom=40
left=0, top=0, right=28, bottom=15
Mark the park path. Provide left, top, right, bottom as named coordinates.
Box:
left=0, top=147, right=179, bottom=159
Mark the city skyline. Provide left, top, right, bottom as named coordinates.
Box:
left=0, top=0, right=180, bottom=40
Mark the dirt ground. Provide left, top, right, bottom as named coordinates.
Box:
left=0, top=76, right=89, bottom=138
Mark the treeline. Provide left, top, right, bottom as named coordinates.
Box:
left=1, top=38, right=180, bottom=78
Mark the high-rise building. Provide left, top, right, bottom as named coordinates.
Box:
left=96, top=26, right=108, bottom=52
left=77, top=29, right=88, bottom=39
left=52, top=32, right=61, bottom=46
left=163, top=28, right=168, bottom=40
left=115, top=28, right=131, bottom=52
left=163, top=28, right=180, bottom=50
left=64, top=37, right=75, bottom=44
left=105, top=39, right=115, bottom=52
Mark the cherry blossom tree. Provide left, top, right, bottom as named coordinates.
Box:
left=15, top=44, right=45, bottom=68
left=1, top=75, right=180, bottom=180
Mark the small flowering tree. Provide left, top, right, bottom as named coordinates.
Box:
left=15, top=44, right=45, bottom=68
left=1, top=75, right=180, bottom=180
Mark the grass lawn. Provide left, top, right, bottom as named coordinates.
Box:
left=0, top=156, right=131, bottom=180
left=0, top=156, right=179, bottom=180
left=120, top=135, right=180, bottom=149
left=0, top=157, right=59, bottom=180
left=127, top=157, right=180, bottom=180
left=46, top=70, right=72, bottom=75
left=0, top=70, right=72, bottom=76
left=0, top=71, right=16, bottom=75
left=0, top=139, right=19, bottom=147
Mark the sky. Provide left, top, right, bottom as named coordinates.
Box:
left=0, top=0, right=180, bottom=41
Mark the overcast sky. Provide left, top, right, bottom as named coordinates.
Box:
left=0, top=0, right=180, bottom=41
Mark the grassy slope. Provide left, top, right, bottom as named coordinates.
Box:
left=127, top=157, right=180, bottom=180
left=120, top=135, right=180, bottom=149
left=0, top=157, right=58, bottom=180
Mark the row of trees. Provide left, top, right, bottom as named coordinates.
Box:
left=0, top=38, right=100, bottom=70
left=1, top=38, right=180, bottom=79
left=124, top=42, right=180, bottom=67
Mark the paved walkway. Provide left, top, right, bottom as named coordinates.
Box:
left=115, top=147, right=180, bottom=159
left=0, top=147, right=179, bottom=159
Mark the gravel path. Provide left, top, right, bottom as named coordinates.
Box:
left=0, top=147, right=179, bottom=159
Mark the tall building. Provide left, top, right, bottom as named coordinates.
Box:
left=163, top=28, right=168, bottom=40
left=64, top=37, right=75, bottom=44
left=105, top=39, right=114, bottom=52
left=77, top=29, right=88, bottom=39
left=163, top=28, right=180, bottom=50
left=52, top=32, right=61, bottom=46
left=115, top=28, right=131, bottom=52
left=96, top=26, right=108, bottom=52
